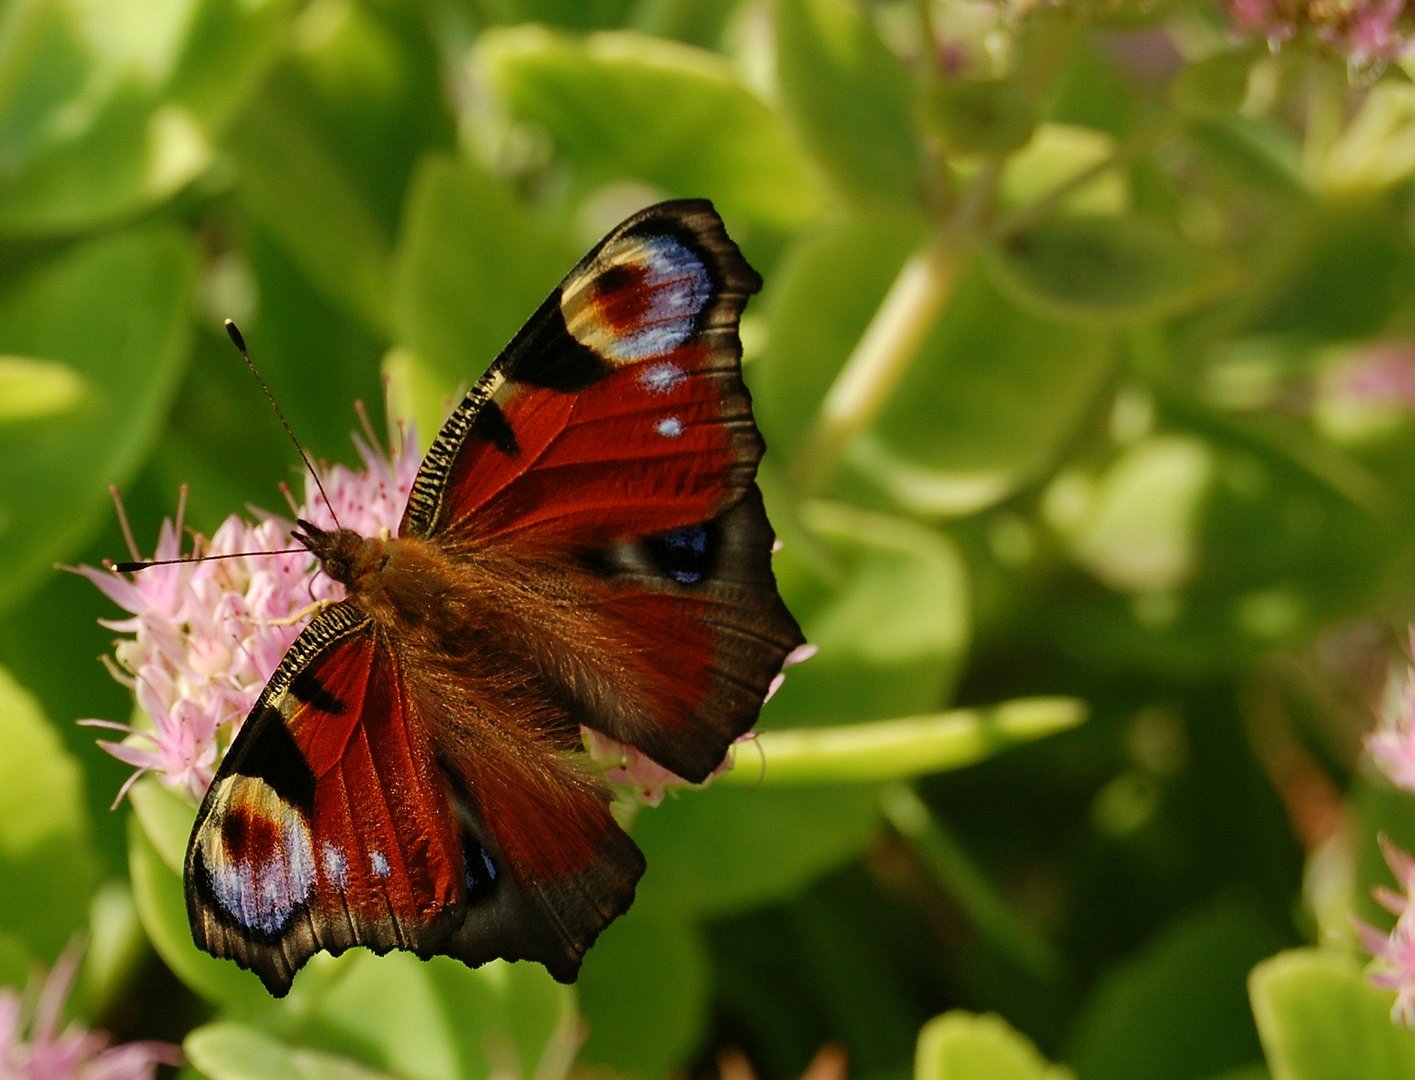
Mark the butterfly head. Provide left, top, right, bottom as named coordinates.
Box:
left=293, top=519, right=387, bottom=592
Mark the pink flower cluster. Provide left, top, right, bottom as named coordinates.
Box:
left=1357, top=840, right=1415, bottom=1025
left=0, top=949, right=180, bottom=1079
left=78, top=420, right=419, bottom=804
left=1226, top=0, right=1412, bottom=71
left=81, top=411, right=778, bottom=807
left=1360, top=629, right=1415, bottom=1023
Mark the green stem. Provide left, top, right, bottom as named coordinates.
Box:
left=718, top=697, right=1086, bottom=786
left=787, top=230, right=966, bottom=495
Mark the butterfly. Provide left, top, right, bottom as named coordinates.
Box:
left=183, top=200, right=805, bottom=996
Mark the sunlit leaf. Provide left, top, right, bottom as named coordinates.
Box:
left=477, top=26, right=827, bottom=232
left=1250, top=949, right=1415, bottom=1080
left=0, top=228, right=194, bottom=613
left=774, top=0, right=920, bottom=209
left=0, top=0, right=294, bottom=235
left=916, top=1012, right=1074, bottom=1080
left=0, top=664, right=97, bottom=960
left=0, top=356, right=87, bottom=422
left=719, top=698, right=1086, bottom=786
left=186, top=1022, right=393, bottom=1080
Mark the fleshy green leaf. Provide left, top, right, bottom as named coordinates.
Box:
left=770, top=502, right=970, bottom=723
left=578, top=917, right=709, bottom=1077
left=773, top=0, right=920, bottom=209
left=718, top=698, right=1086, bottom=786
left=999, top=125, right=1126, bottom=216
left=476, top=26, right=827, bottom=232
left=856, top=264, right=1112, bottom=517
left=225, top=87, right=395, bottom=334
left=129, top=773, right=197, bottom=876
left=0, top=356, right=87, bottom=422
left=1250, top=948, right=1415, bottom=1080
left=759, top=218, right=1111, bottom=516
left=916, top=1012, right=1074, bottom=1080
left=0, top=0, right=294, bottom=235
left=1066, top=898, right=1286, bottom=1080
left=391, top=155, right=571, bottom=390
left=0, top=930, right=38, bottom=990
left=289, top=951, right=577, bottom=1080
left=186, top=1022, right=393, bottom=1080
left=985, top=215, right=1235, bottom=325
left=631, top=785, right=881, bottom=920
left=0, top=664, right=97, bottom=960
left=0, top=228, right=194, bottom=613
left=923, top=78, right=1037, bottom=158
left=757, top=211, right=927, bottom=458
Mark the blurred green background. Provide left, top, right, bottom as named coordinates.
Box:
left=6, top=0, right=1415, bottom=1076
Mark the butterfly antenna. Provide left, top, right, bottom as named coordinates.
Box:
left=224, top=319, right=342, bottom=530
left=109, top=549, right=307, bottom=574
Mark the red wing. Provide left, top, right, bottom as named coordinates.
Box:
left=184, top=602, right=642, bottom=995
left=397, top=199, right=762, bottom=547
left=397, top=200, right=805, bottom=783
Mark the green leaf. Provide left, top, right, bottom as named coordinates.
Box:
left=985, top=215, right=1235, bottom=326
left=759, top=218, right=1110, bottom=516
left=477, top=26, right=827, bottom=232
left=0, top=227, right=194, bottom=613
left=718, top=697, right=1086, bottom=786
left=999, top=125, right=1126, bottom=216
left=391, top=155, right=571, bottom=390
left=578, top=917, right=709, bottom=1077
left=757, top=212, right=926, bottom=458
left=0, top=664, right=96, bottom=960
left=186, top=1022, right=393, bottom=1080
left=916, top=1012, right=1074, bottom=1080
left=288, top=951, right=577, bottom=1080
left=129, top=773, right=197, bottom=876
left=1250, top=948, right=1415, bottom=1080
left=225, top=86, right=395, bottom=334
left=773, top=0, right=920, bottom=209
left=0, top=356, right=87, bottom=421
left=0, top=0, right=294, bottom=235
left=1067, top=897, right=1287, bottom=1080
left=481, top=0, right=635, bottom=28
left=1053, top=435, right=1216, bottom=593
left=631, top=785, right=881, bottom=920
left=922, top=79, right=1037, bottom=158
left=856, top=264, right=1112, bottom=517
left=1170, top=49, right=1259, bottom=120
left=770, top=502, right=970, bottom=723
left=0, top=929, right=38, bottom=990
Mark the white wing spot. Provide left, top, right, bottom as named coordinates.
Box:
left=371, top=851, right=390, bottom=877
left=321, top=842, right=348, bottom=889
left=656, top=416, right=684, bottom=438
left=640, top=362, right=685, bottom=394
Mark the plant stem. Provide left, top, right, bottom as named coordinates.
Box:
left=787, top=231, right=963, bottom=495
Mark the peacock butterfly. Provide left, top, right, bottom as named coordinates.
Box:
left=182, top=200, right=804, bottom=996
